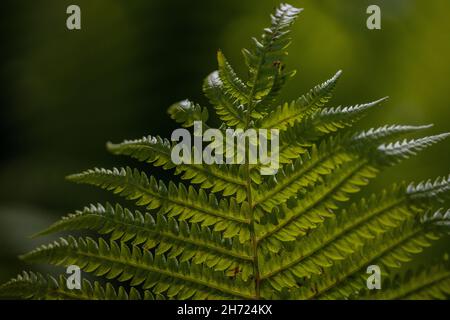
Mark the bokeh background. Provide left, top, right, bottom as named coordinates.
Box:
left=0, top=0, right=449, bottom=283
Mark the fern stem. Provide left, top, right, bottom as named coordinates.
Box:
left=245, top=66, right=262, bottom=299
left=244, top=131, right=260, bottom=298
left=246, top=165, right=260, bottom=299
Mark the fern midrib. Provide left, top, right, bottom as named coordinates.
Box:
left=246, top=163, right=260, bottom=299
left=244, top=117, right=259, bottom=298
left=70, top=249, right=255, bottom=299
left=245, top=9, right=312, bottom=296
left=261, top=189, right=406, bottom=279
left=312, top=226, right=425, bottom=299
left=244, top=31, right=274, bottom=297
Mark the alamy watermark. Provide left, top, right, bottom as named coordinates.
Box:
left=171, top=121, right=280, bottom=175
left=366, top=265, right=381, bottom=290
left=366, top=5, right=381, bottom=30
left=66, top=265, right=81, bottom=290
left=66, top=5, right=81, bottom=30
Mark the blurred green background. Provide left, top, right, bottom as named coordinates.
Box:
left=0, top=0, right=449, bottom=283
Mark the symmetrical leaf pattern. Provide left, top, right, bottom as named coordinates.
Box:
left=1, top=3, right=449, bottom=300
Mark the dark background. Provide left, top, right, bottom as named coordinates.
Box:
left=1, top=0, right=449, bottom=283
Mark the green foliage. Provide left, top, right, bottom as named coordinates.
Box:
left=1, top=3, right=449, bottom=300
left=0, top=271, right=156, bottom=300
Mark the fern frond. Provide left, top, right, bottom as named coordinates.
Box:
left=33, top=203, right=254, bottom=277
left=107, top=136, right=247, bottom=199
left=362, top=259, right=450, bottom=300
left=280, top=97, right=387, bottom=145
left=257, top=132, right=449, bottom=213
left=0, top=271, right=154, bottom=300
left=66, top=167, right=251, bottom=238
left=260, top=68, right=297, bottom=110
left=204, top=71, right=246, bottom=127
left=2, top=3, right=448, bottom=301
left=167, top=99, right=209, bottom=128
left=254, top=137, right=351, bottom=213
left=21, top=237, right=255, bottom=299
left=290, top=215, right=448, bottom=299
left=408, top=175, right=450, bottom=202
left=260, top=176, right=450, bottom=290
left=279, top=123, right=434, bottom=164
left=421, top=208, right=450, bottom=229
left=318, top=215, right=449, bottom=299
left=259, top=182, right=443, bottom=290
left=256, top=161, right=378, bottom=248
left=352, top=124, right=434, bottom=145
left=243, top=3, right=302, bottom=104
left=376, top=133, right=450, bottom=165
left=217, top=50, right=250, bottom=104
left=259, top=71, right=342, bottom=130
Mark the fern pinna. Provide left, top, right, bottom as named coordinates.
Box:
left=1, top=3, right=449, bottom=300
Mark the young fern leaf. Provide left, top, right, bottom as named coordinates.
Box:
left=1, top=3, right=449, bottom=300
left=204, top=71, right=247, bottom=128
left=216, top=51, right=250, bottom=104
left=243, top=4, right=302, bottom=104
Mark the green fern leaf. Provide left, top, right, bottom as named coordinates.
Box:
left=259, top=183, right=449, bottom=291
left=32, top=203, right=254, bottom=277
left=0, top=271, right=154, bottom=300
left=203, top=71, right=247, bottom=127
left=361, top=256, right=450, bottom=300
left=216, top=50, right=250, bottom=104
left=167, top=99, right=209, bottom=128
left=2, top=3, right=449, bottom=301
left=259, top=71, right=342, bottom=130
left=243, top=3, right=302, bottom=103
left=21, top=237, right=254, bottom=299
left=107, top=136, right=247, bottom=198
